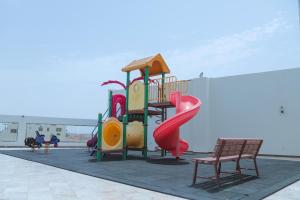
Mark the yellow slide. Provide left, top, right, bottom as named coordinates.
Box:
left=101, top=117, right=144, bottom=151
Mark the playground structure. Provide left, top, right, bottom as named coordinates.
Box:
left=90, top=53, right=201, bottom=160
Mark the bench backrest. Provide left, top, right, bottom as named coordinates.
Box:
left=213, top=138, right=246, bottom=159
left=243, top=139, right=263, bottom=157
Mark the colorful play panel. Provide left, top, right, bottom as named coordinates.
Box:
left=88, top=53, right=202, bottom=161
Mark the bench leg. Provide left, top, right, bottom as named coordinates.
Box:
left=214, top=163, right=220, bottom=186
left=192, top=162, right=198, bottom=185
left=253, top=158, right=259, bottom=176
left=217, top=162, right=221, bottom=175
left=236, top=161, right=241, bottom=175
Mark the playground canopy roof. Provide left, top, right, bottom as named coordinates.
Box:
left=121, top=54, right=170, bottom=77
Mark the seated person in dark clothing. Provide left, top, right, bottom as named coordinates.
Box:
left=35, top=131, right=45, bottom=148
left=50, top=134, right=60, bottom=147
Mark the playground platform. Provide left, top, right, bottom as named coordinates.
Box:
left=1, top=149, right=300, bottom=200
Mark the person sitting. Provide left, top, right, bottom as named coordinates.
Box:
left=50, top=134, right=60, bottom=147
left=35, top=131, right=45, bottom=148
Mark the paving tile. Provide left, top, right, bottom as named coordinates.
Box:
left=0, top=153, right=185, bottom=200
left=263, top=180, right=300, bottom=200
left=1, top=149, right=300, bottom=200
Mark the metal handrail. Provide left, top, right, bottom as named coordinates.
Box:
left=90, top=106, right=123, bottom=138
left=90, top=108, right=108, bottom=138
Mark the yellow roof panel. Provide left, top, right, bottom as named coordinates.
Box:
left=121, top=54, right=170, bottom=76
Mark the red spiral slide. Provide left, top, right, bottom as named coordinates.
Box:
left=153, top=91, right=201, bottom=157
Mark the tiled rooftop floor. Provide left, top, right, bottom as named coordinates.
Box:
left=0, top=153, right=184, bottom=200
left=0, top=149, right=299, bottom=200
left=264, top=180, right=300, bottom=200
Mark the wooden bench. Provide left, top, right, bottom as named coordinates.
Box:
left=192, top=138, right=263, bottom=185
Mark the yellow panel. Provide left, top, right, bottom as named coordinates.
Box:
left=126, top=121, right=144, bottom=148
left=102, top=117, right=123, bottom=151
left=128, top=81, right=145, bottom=111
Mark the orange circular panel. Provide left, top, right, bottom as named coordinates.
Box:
left=151, top=60, right=162, bottom=75
left=102, top=118, right=122, bottom=147
left=152, top=60, right=161, bottom=68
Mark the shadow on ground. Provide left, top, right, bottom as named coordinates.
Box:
left=192, top=174, right=258, bottom=193
left=147, top=157, right=190, bottom=165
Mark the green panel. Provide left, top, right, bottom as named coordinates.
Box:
left=143, top=66, right=149, bottom=159
left=125, top=72, right=130, bottom=114
left=96, top=113, right=103, bottom=161
left=124, top=72, right=130, bottom=159
left=122, top=115, right=127, bottom=160
left=161, top=73, right=165, bottom=102
left=161, top=72, right=166, bottom=157
left=108, top=90, right=113, bottom=117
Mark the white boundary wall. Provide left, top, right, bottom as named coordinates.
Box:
left=209, top=68, right=300, bottom=156
left=147, top=68, right=300, bottom=156
left=0, top=115, right=97, bottom=147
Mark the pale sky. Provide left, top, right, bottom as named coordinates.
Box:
left=0, top=0, right=299, bottom=119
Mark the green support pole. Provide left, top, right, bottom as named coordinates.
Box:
left=96, top=113, right=103, bottom=161
left=143, top=67, right=149, bottom=159
left=125, top=72, right=130, bottom=114
left=161, top=72, right=165, bottom=102
left=123, top=72, right=130, bottom=159
left=108, top=90, right=113, bottom=117
left=122, top=115, right=127, bottom=160
left=161, top=73, right=166, bottom=157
